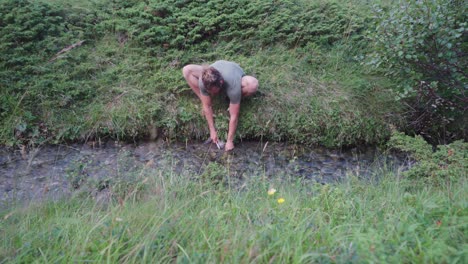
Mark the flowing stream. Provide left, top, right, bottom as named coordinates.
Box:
left=0, top=140, right=407, bottom=208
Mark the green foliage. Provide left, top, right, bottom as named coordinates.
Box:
left=0, top=0, right=101, bottom=84
left=0, top=0, right=65, bottom=82
left=0, top=0, right=397, bottom=148
left=368, top=0, right=467, bottom=142
left=388, top=131, right=467, bottom=179
left=1, top=167, right=466, bottom=262
left=104, top=0, right=365, bottom=53
left=199, top=162, right=228, bottom=186
left=0, top=0, right=103, bottom=145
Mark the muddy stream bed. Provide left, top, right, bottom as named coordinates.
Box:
left=0, top=140, right=408, bottom=209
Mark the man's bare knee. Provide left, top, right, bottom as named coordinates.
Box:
left=242, top=76, right=259, bottom=97
left=183, top=64, right=204, bottom=98
left=182, top=65, right=193, bottom=80
left=182, top=66, right=187, bottom=77
left=183, top=64, right=203, bottom=78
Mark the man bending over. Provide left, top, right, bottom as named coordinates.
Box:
left=182, top=60, right=259, bottom=151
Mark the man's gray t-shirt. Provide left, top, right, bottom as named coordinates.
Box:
left=199, top=60, right=245, bottom=104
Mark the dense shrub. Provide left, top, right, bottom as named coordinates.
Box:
left=0, top=0, right=101, bottom=84
left=103, top=0, right=365, bottom=53
left=0, top=0, right=103, bottom=144
left=388, top=131, right=467, bottom=180
left=369, top=0, right=467, bottom=143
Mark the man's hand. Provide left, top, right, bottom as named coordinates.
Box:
left=225, top=140, right=234, bottom=151
left=210, top=131, right=218, bottom=145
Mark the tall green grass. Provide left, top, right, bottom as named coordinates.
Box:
left=1, top=166, right=466, bottom=263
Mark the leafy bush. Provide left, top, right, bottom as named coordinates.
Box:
left=388, top=131, right=467, bottom=179
left=369, top=0, right=467, bottom=143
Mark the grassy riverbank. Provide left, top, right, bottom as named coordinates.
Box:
left=1, top=0, right=466, bottom=262
left=2, top=0, right=466, bottom=149
left=2, top=0, right=466, bottom=147
left=1, top=167, right=466, bottom=263
left=0, top=0, right=407, bottom=147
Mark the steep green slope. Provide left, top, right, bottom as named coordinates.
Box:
left=2, top=0, right=463, bottom=147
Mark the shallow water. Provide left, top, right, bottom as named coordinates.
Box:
left=0, top=140, right=407, bottom=208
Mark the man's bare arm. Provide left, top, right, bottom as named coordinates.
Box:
left=226, top=103, right=240, bottom=151
left=201, top=95, right=218, bottom=143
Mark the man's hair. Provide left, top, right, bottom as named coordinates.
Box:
left=201, top=66, right=223, bottom=91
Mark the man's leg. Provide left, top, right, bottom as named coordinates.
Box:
left=182, top=64, right=204, bottom=99
left=241, top=76, right=259, bottom=97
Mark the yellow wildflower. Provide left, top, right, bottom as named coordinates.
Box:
left=277, top=198, right=285, bottom=204
left=267, top=188, right=277, bottom=196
